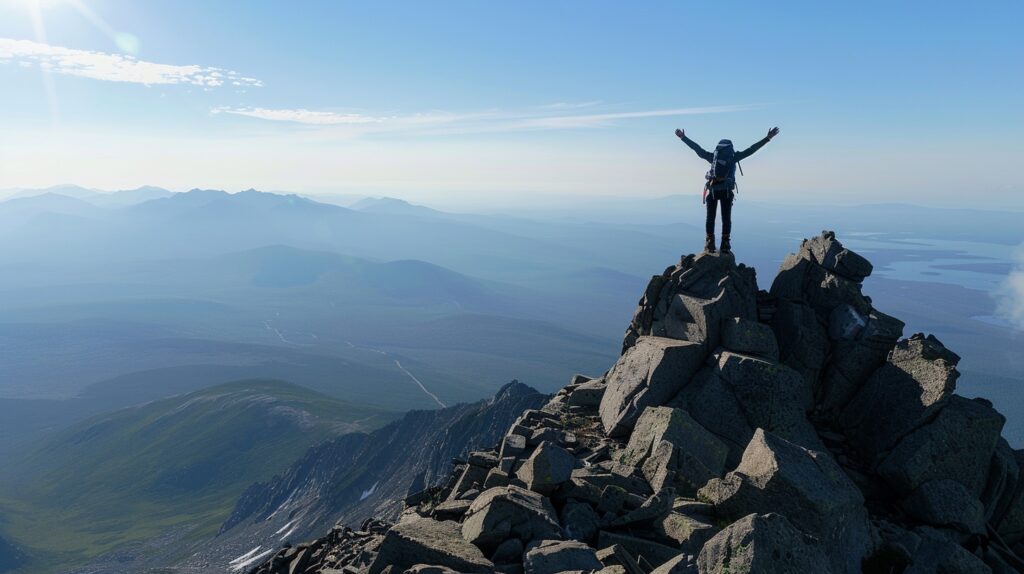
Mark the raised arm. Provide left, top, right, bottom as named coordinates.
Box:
left=675, top=128, right=713, bottom=162
left=735, top=127, right=780, bottom=161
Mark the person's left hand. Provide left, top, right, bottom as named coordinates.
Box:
left=767, top=126, right=780, bottom=139
left=675, top=128, right=685, bottom=139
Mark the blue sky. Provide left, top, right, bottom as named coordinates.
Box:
left=0, top=0, right=1021, bottom=207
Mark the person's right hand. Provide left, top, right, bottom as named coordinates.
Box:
left=767, top=126, right=780, bottom=139
left=675, top=128, right=685, bottom=139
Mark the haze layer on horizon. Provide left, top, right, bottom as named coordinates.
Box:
left=1, top=1, right=1021, bottom=209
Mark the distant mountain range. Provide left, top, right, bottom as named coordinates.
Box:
left=0, top=184, right=173, bottom=205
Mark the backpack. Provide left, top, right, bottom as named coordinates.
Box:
left=703, top=139, right=742, bottom=203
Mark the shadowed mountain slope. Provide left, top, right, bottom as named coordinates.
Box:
left=0, top=380, right=394, bottom=574
left=143, top=381, right=548, bottom=573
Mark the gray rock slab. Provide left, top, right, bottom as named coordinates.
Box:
left=721, top=317, right=779, bottom=361
left=876, top=395, right=1005, bottom=496
left=714, top=351, right=822, bottom=451
left=699, top=429, right=868, bottom=574
left=461, top=486, right=561, bottom=554
left=841, top=333, right=961, bottom=466
left=697, top=513, right=833, bottom=574
left=524, top=539, right=603, bottom=574
left=516, top=441, right=576, bottom=495
left=620, top=406, right=728, bottom=495
left=599, top=336, right=706, bottom=437
left=900, top=479, right=985, bottom=536
left=368, top=517, right=493, bottom=574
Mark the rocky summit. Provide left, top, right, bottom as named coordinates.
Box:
left=251, top=232, right=1024, bottom=574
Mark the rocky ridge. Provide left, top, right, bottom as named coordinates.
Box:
left=251, top=232, right=1024, bottom=574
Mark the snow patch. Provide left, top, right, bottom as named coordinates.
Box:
left=229, top=546, right=275, bottom=571
left=360, top=481, right=379, bottom=501
left=274, top=519, right=297, bottom=536
left=230, top=546, right=263, bottom=565
left=280, top=521, right=301, bottom=541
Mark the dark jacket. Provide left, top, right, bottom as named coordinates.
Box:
left=680, top=135, right=771, bottom=192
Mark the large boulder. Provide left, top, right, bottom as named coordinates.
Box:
left=769, top=299, right=830, bottom=392
left=982, top=439, right=1021, bottom=524
left=653, top=510, right=718, bottom=554
left=900, top=479, right=986, bottom=536
left=841, top=333, right=961, bottom=466
left=818, top=308, right=904, bottom=413
left=447, top=459, right=492, bottom=502
left=696, top=513, right=833, bottom=574
left=599, top=336, right=706, bottom=437
left=721, top=317, right=779, bottom=361
left=876, top=395, right=1005, bottom=496
left=619, top=406, right=728, bottom=494
left=667, top=367, right=755, bottom=466
left=562, top=469, right=653, bottom=505
left=903, top=527, right=994, bottom=574
left=596, top=531, right=682, bottom=569
left=798, top=230, right=873, bottom=282
left=461, top=486, right=561, bottom=554
left=713, top=351, right=823, bottom=451
left=623, top=252, right=758, bottom=353
left=516, top=441, right=575, bottom=494
left=491, top=538, right=526, bottom=566
left=996, top=450, right=1024, bottom=546
left=698, top=429, right=869, bottom=574
left=523, top=539, right=603, bottom=574
left=608, top=488, right=677, bottom=527
left=499, top=433, right=527, bottom=459
left=367, top=517, right=493, bottom=574
left=567, top=378, right=607, bottom=407
left=668, top=350, right=824, bottom=463
left=817, top=318, right=900, bottom=413
left=769, top=231, right=873, bottom=316
left=560, top=500, right=600, bottom=542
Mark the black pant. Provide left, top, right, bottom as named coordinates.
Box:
left=705, top=189, right=734, bottom=235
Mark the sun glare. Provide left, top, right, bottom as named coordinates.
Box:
left=7, top=0, right=142, bottom=128
left=8, top=0, right=65, bottom=9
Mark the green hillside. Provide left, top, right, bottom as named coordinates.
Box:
left=0, top=379, right=394, bottom=574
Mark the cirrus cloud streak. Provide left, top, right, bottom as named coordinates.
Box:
left=210, top=103, right=758, bottom=135
left=211, top=107, right=387, bottom=125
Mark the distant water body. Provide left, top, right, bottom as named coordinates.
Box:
left=846, top=235, right=1015, bottom=290
left=839, top=234, right=1021, bottom=332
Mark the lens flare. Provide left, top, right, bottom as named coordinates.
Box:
left=114, top=32, right=140, bottom=55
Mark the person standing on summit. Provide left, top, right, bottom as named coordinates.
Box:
left=674, top=127, right=780, bottom=254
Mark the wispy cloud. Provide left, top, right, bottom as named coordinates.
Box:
left=211, top=103, right=757, bottom=135
left=0, top=38, right=261, bottom=87
left=513, top=106, right=756, bottom=129
left=211, top=107, right=385, bottom=125
left=998, top=244, right=1024, bottom=330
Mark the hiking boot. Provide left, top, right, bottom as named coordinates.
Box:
left=704, top=234, right=716, bottom=253
left=720, top=234, right=732, bottom=254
